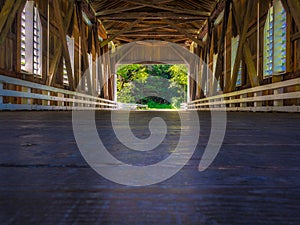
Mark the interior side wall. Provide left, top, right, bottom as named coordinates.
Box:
left=0, top=0, right=114, bottom=100
left=193, top=0, right=300, bottom=101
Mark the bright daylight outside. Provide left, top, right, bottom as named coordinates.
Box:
left=116, top=64, right=188, bottom=110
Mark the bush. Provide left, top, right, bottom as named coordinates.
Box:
left=147, top=100, right=174, bottom=109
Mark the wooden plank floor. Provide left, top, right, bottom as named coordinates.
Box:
left=0, top=111, right=299, bottom=225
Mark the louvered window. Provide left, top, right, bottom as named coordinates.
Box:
left=264, top=0, right=286, bottom=77
left=63, top=36, right=75, bottom=86
left=231, top=36, right=242, bottom=86
left=20, top=1, right=42, bottom=77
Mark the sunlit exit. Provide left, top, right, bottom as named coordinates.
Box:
left=116, top=64, right=188, bottom=110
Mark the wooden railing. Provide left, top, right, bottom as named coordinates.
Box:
left=0, top=75, right=117, bottom=110
left=188, top=78, right=300, bottom=112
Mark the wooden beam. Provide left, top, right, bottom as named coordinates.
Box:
left=107, top=25, right=181, bottom=34
left=52, top=0, right=75, bottom=90
left=93, top=23, right=100, bottom=56
left=213, top=0, right=231, bottom=94
left=243, top=44, right=259, bottom=87
left=200, top=21, right=213, bottom=98
left=100, top=18, right=144, bottom=48
left=117, top=33, right=187, bottom=37
left=292, top=31, right=300, bottom=41
left=96, top=5, right=145, bottom=16
left=106, top=46, right=114, bottom=101
left=229, top=0, right=258, bottom=91
left=98, top=21, right=107, bottom=40
left=98, top=12, right=207, bottom=20
left=122, top=0, right=211, bottom=16
left=234, top=1, right=259, bottom=88
left=286, top=0, right=300, bottom=30
left=104, top=21, right=131, bottom=31
left=101, top=47, right=109, bottom=99
left=115, top=37, right=136, bottom=43
left=162, top=19, right=203, bottom=47
left=76, top=3, right=94, bottom=95
left=47, top=2, right=74, bottom=87
left=0, top=0, right=16, bottom=33
left=0, top=0, right=26, bottom=45
left=107, top=26, right=167, bottom=34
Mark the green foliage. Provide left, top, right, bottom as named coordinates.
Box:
left=117, top=64, right=148, bottom=90
left=168, top=64, right=188, bottom=88
left=117, top=64, right=188, bottom=109
left=117, top=82, right=135, bottom=103
left=117, top=64, right=146, bottom=82
left=147, top=100, right=173, bottom=109
left=147, top=65, right=171, bottom=79
left=168, top=65, right=188, bottom=108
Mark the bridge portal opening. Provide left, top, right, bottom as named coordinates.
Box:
left=109, top=41, right=201, bottom=108
left=116, top=64, right=188, bottom=109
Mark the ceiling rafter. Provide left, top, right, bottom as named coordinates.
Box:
left=88, top=0, right=218, bottom=47
left=96, top=5, right=145, bottom=16
left=120, top=0, right=211, bottom=16
left=162, top=19, right=203, bottom=47
left=101, top=18, right=144, bottom=47
left=98, top=12, right=207, bottom=20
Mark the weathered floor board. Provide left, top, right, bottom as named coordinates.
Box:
left=0, top=111, right=299, bottom=225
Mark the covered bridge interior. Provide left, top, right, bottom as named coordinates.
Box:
left=0, top=0, right=300, bottom=224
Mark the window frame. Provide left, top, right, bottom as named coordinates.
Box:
left=231, top=35, right=242, bottom=87
left=20, top=1, right=43, bottom=77
left=263, top=0, right=287, bottom=78
left=63, top=35, right=75, bottom=86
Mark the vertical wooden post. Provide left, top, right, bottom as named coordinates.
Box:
left=57, top=93, right=64, bottom=106
left=189, top=62, right=196, bottom=101
left=229, top=96, right=235, bottom=108
left=274, top=88, right=284, bottom=106
left=286, top=9, right=292, bottom=73
left=296, top=85, right=300, bottom=105
left=47, top=1, right=74, bottom=87
left=75, top=2, right=93, bottom=94
left=103, top=46, right=109, bottom=99
left=106, top=45, right=114, bottom=101
left=196, top=50, right=202, bottom=99
left=200, top=21, right=213, bottom=98
left=257, top=1, right=260, bottom=78
left=84, top=40, right=93, bottom=95
left=52, top=0, right=75, bottom=91
left=21, top=87, right=31, bottom=105
left=42, top=90, right=47, bottom=106
left=213, top=0, right=231, bottom=95
left=240, top=94, right=247, bottom=108
left=230, top=0, right=258, bottom=90
left=0, top=82, right=3, bottom=104
left=254, top=91, right=262, bottom=107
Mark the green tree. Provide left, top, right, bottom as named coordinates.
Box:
left=117, top=64, right=148, bottom=89
left=147, top=65, right=171, bottom=79
left=117, top=64, right=188, bottom=109
left=168, top=65, right=188, bottom=108
left=168, top=64, right=188, bottom=89
left=117, top=82, right=135, bottom=103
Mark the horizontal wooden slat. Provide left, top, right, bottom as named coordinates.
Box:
left=0, top=75, right=117, bottom=110
left=0, top=75, right=116, bottom=104
left=189, top=78, right=300, bottom=104
left=0, top=104, right=116, bottom=111
left=0, top=89, right=116, bottom=106
left=187, top=77, right=300, bottom=112
left=191, top=91, right=300, bottom=107
left=189, top=106, right=300, bottom=112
